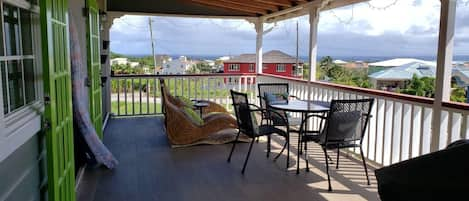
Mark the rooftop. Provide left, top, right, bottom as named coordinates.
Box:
left=225, top=50, right=303, bottom=64
left=369, top=58, right=436, bottom=67
left=369, top=62, right=436, bottom=81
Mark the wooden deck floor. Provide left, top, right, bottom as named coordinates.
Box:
left=77, top=116, right=380, bottom=201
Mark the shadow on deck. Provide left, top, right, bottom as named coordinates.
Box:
left=77, top=116, right=380, bottom=201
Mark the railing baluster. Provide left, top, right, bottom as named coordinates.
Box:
left=195, top=78, right=198, bottom=100
left=139, top=78, right=142, bottom=114
left=117, top=79, right=120, bottom=116
left=461, top=113, right=468, bottom=139
left=447, top=111, right=454, bottom=145
left=124, top=78, right=128, bottom=116
left=154, top=78, right=157, bottom=114
left=146, top=79, right=149, bottom=114
left=381, top=100, right=388, bottom=165
left=398, top=103, right=406, bottom=162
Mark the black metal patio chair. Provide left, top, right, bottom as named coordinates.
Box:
left=257, top=83, right=302, bottom=161
left=300, top=98, right=374, bottom=191
left=227, top=90, right=290, bottom=174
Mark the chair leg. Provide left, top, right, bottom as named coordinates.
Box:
left=266, top=135, right=271, bottom=158
left=336, top=147, right=340, bottom=169
left=286, top=135, right=290, bottom=169
left=242, top=138, right=256, bottom=174
left=323, top=148, right=332, bottom=191
left=305, top=140, right=310, bottom=172
left=360, top=147, right=370, bottom=185
left=227, top=131, right=241, bottom=163
left=296, top=133, right=301, bottom=174
left=274, top=141, right=287, bottom=161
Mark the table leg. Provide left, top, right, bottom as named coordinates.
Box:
left=305, top=115, right=310, bottom=172
left=297, top=113, right=305, bottom=175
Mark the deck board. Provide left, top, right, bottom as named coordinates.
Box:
left=77, top=116, right=380, bottom=201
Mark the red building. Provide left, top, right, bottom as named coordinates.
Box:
left=223, top=50, right=303, bottom=84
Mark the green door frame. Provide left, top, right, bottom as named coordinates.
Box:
left=86, top=0, right=103, bottom=138
left=40, top=0, right=76, bottom=200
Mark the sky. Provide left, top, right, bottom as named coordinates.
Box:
left=110, top=0, right=469, bottom=58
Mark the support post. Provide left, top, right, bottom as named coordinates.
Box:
left=308, top=7, right=319, bottom=82
left=102, top=12, right=122, bottom=117
left=255, top=18, right=263, bottom=74
left=431, top=0, right=457, bottom=151
left=307, top=7, right=320, bottom=102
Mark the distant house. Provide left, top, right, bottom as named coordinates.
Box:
left=129, top=62, right=140, bottom=68
left=369, top=62, right=436, bottom=91
left=110, top=57, right=129, bottom=66
left=110, top=58, right=139, bottom=68
left=162, top=56, right=192, bottom=75
left=333, top=60, right=347, bottom=67
left=333, top=59, right=368, bottom=69
left=344, top=61, right=368, bottom=69
left=223, top=50, right=303, bottom=84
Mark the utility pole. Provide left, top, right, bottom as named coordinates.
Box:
left=296, top=20, right=299, bottom=78
left=148, top=17, right=157, bottom=74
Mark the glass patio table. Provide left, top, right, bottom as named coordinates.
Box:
left=269, top=99, right=330, bottom=174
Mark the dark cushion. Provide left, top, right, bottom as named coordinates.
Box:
left=375, top=142, right=469, bottom=201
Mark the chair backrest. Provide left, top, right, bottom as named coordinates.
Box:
left=230, top=90, right=256, bottom=136
left=323, top=99, right=374, bottom=145
left=258, top=83, right=289, bottom=110
left=258, top=83, right=289, bottom=126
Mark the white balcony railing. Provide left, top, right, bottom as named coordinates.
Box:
left=108, top=73, right=469, bottom=167
left=109, top=73, right=257, bottom=116
left=258, top=74, right=469, bottom=167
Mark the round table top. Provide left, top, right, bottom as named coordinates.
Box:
left=269, top=99, right=330, bottom=113
left=193, top=102, right=209, bottom=107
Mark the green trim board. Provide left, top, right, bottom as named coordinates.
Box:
left=40, top=0, right=76, bottom=200
left=86, top=0, right=103, bottom=138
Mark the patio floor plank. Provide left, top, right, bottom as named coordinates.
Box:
left=77, top=116, right=380, bottom=201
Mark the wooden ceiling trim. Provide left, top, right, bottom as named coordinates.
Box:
left=253, top=0, right=293, bottom=8
left=220, top=0, right=280, bottom=12
left=190, top=0, right=268, bottom=15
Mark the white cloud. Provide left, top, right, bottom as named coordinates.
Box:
left=109, top=0, right=469, bottom=57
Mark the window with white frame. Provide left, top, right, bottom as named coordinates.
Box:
left=263, top=64, right=268, bottom=70
left=276, top=64, right=286, bottom=72
left=248, top=64, right=254, bottom=72
left=228, top=64, right=240, bottom=71
left=1, top=2, right=40, bottom=115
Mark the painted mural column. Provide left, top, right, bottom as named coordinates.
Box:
left=431, top=0, right=457, bottom=151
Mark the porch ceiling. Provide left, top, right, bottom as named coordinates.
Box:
left=107, top=0, right=368, bottom=21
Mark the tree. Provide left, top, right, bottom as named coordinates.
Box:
left=451, top=87, right=467, bottom=103
left=399, top=75, right=435, bottom=98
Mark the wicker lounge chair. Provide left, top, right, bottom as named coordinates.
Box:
left=160, top=79, right=243, bottom=146
left=164, top=99, right=238, bottom=145
left=159, top=79, right=229, bottom=116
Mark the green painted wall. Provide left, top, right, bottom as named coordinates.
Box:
left=0, top=133, right=47, bottom=201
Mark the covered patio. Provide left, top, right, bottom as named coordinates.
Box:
left=1, top=1, right=467, bottom=201
left=77, top=117, right=380, bottom=201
